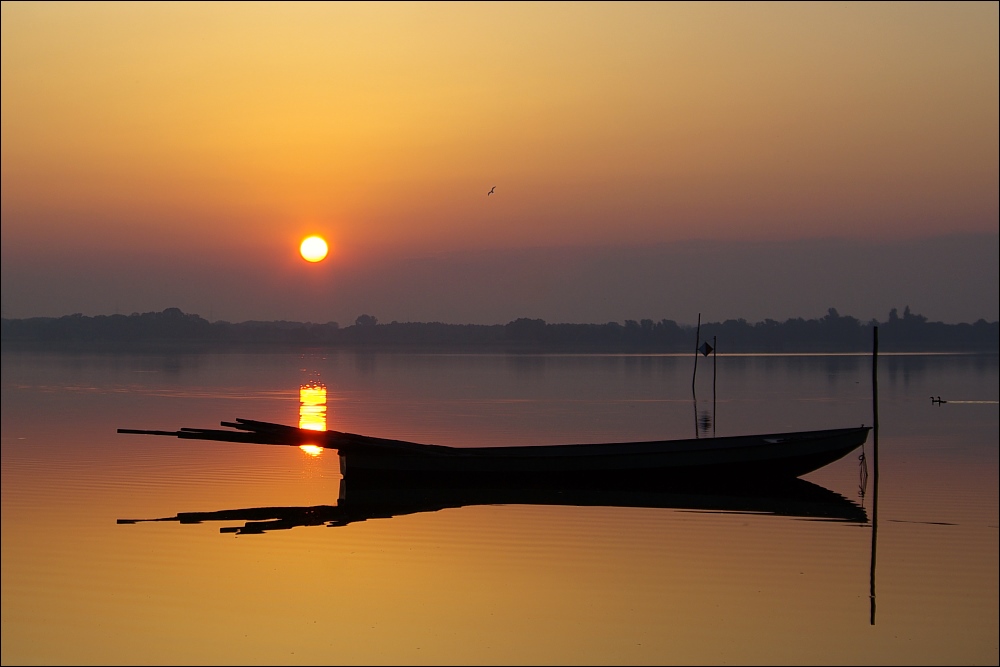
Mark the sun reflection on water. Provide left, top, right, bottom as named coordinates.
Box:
left=298, top=381, right=327, bottom=455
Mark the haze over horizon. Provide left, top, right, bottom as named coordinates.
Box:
left=2, top=234, right=998, bottom=327
left=3, top=2, right=997, bottom=326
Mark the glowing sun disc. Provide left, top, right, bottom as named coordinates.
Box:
left=300, top=236, right=329, bottom=262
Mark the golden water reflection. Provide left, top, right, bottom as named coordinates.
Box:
left=298, top=381, right=327, bottom=455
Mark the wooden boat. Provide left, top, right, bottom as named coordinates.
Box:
left=118, top=418, right=871, bottom=483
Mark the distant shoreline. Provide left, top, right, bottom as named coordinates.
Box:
left=3, top=307, right=997, bottom=354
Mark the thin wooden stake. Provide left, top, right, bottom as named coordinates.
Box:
left=712, top=335, right=717, bottom=437
left=692, top=313, right=701, bottom=395
left=870, top=325, right=880, bottom=626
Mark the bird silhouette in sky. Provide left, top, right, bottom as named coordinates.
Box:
left=487, top=186, right=495, bottom=196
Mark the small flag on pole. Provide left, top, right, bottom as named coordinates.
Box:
left=698, top=341, right=714, bottom=357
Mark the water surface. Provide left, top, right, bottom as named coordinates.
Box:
left=2, top=350, right=997, bottom=665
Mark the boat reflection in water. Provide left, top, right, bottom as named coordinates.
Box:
left=118, top=473, right=868, bottom=535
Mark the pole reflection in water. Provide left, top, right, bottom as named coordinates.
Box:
left=298, top=380, right=327, bottom=456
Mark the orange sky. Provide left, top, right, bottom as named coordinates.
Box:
left=2, top=2, right=998, bottom=324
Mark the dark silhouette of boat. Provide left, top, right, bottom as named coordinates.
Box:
left=119, top=418, right=870, bottom=484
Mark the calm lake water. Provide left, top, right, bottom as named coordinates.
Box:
left=2, top=349, right=997, bottom=665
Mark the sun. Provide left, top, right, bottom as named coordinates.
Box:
left=299, top=236, right=328, bottom=262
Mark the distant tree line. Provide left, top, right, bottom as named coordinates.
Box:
left=1, top=306, right=997, bottom=353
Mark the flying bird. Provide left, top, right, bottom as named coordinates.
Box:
left=487, top=186, right=495, bottom=196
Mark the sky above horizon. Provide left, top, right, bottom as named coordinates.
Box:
left=2, top=2, right=998, bottom=325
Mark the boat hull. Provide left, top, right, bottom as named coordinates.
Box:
left=119, top=420, right=871, bottom=484
left=335, top=427, right=871, bottom=484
